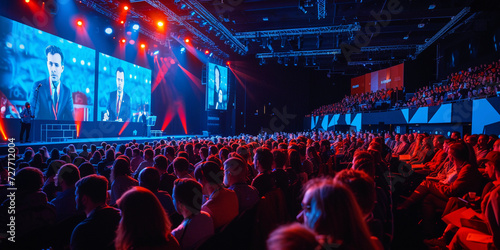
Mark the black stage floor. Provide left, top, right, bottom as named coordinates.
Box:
left=0, top=135, right=202, bottom=153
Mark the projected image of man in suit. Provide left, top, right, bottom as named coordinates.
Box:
left=104, top=67, right=130, bottom=122
left=30, top=45, right=74, bottom=120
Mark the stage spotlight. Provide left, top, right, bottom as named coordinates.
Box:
left=25, top=0, right=30, bottom=3
left=190, top=11, right=196, bottom=16
left=121, top=38, right=126, bottom=43
left=226, top=61, right=230, bottom=66
left=184, top=38, right=190, bottom=43
left=205, top=50, right=210, bottom=54
left=132, top=24, right=140, bottom=31
left=105, top=27, right=113, bottom=35
left=157, top=21, right=164, bottom=27
left=153, top=50, right=160, bottom=55
left=124, top=6, right=129, bottom=11
left=120, top=20, right=125, bottom=24
left=180, top=47, right=186, bottom=53
left=77, top=20, right=83, bottom=26
left=141, top=43, right=146, bottom=49
left=170, top=59, right=175, bottom=64
left=180, top=4, right=186, bottom=9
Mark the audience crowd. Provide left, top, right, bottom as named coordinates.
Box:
left=310, top=59, right=500, bottom=116
left=1, top=129, right=500, bottom=249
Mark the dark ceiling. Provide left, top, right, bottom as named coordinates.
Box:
left=81, top=0, right=498, bottom=74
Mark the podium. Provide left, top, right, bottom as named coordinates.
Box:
left=147, top=116, right=161, bottom=137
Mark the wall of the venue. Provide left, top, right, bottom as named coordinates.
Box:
left=309, top=96, right=500, bottom=136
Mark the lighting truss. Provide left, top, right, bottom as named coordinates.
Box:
left=415, top=7, right=470, bottom=56
left=144, top=0, right=229, bottom=58
left=360, top=45, right=417, bottom=52
left=317, top=0, right=326, bottom=19
left=234, top=24, right=361, bottom=39
left=348, top=60, right=401, bottom=66
left=80, top=0, right=167, bottom=46
left=256, top=49, right=341, bottom=59
left=182, top=0, right=247, bottom=53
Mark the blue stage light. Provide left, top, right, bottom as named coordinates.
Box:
left=132, top=24, right=140, bottom=31
left=153, top=50, right=160, bottom=55
left=105, top=27, right=113, bottom=35
left=180, top=47, right=186, bottom=53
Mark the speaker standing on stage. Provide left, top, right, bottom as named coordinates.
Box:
left=20, top=102, right=34, bottom=143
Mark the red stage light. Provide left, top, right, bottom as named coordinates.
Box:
left=121, top=38, right=126, bottom=43
left=140, top=43, right=146, bottom=49
left=124, top=6, right=129, bottom=10
left=25, top=0, right=30, bottom=3
left=226, top=61, right=230, bottom=66
left=157, top=21, right=164, bottom=27
left=77, top=20, right=83, bottom=26
left=205, top=50, right=210, bottom=54
left=184, top=38, right=190, bottom=43
left=120, top=20, right=124, bottom=24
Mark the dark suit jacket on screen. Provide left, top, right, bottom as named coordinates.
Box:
left=106, top=91, right=131, bottom=121
left=30, top=79, right=74, bottom=120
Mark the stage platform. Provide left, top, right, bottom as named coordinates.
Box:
left=0, top=135, right=202, bottom=153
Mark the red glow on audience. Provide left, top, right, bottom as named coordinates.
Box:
left=184, top=38, right=190, bottom=43
left=118, top=119, right=131, bottom=136
left=0, top=119, right=8, bottom=140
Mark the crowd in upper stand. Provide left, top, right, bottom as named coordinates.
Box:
left=1, top=130, right=500, bottom=249
left=310, top=59, right=500, bottom=117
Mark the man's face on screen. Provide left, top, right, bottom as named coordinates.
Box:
left=215, top=68, right=220, bottom=91
left=116, top=71, right=125, bottom=92
left=47, top=53, right=64, bottom=84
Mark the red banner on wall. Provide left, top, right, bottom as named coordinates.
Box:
left=351, top=63, right=404, bottom=95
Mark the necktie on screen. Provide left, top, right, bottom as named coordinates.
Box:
left=116, top=93, right=121, bottom=118
left=53, top=83, right=58, bottom=106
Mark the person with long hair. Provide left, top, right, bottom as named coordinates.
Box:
left=297, top=178, right=380, bottom=250
left=115, top=186, right=179, bottom=250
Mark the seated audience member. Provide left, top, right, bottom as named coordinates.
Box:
left=43, top=159, right=66, bottom=201
left=16, top=148, right=33, bottom=165
left=97, top=149, right=115, bottom=180
left=130, top=148, right=143, bottom=173
left=476, top=134, right=491, bottom=160
left=494, top=139, right=500, bottom=152
left=172, top=179, right=214, bottom=249
left=51, top=163, right=82, bottom=222
left=73, top=156, right=87, bottom=168
left=71, top=175, right=121, bottom=250
left=78, top=162, right=96, bottom=178
left=139, top=167, right=179, bottom=224
left=79, top=144, right=89, bottom=159
left=29, top=153, right=47, bottom=172
left=154, top=155, right=177, bottom=195
left=224, top=157, right=260, bottom=213
left=423, top=135, right=447, bottom=172
left=89, top=150, right=101, bottom=165
left=173, top=157, right=195, bottom=179
left=266, top=223, right=320, bottom=250
left=48, top=148, right=61, bottom=166
left=297, top=178, right=380, bottom=249
left=393, top=134, right=410, bottom=156
left=115, top=187, right=180, bottom=250
left=67, top=144, right=79, bottom=161
left=134, top=148, right=154, bottom=179
left=110, top=157, right=138, bottom=206
left=409, top=137, right=435, bottom=165
left=252, top=147, right=276, bottom=197
left=194, top=161, right=239, bottom=231
left=0, top=167, right=56, bottom=249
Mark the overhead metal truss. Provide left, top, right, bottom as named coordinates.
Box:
left=416, top=7, right=470, bottom=56
left=81, top=0, right=167, bottom=46
left=234, top=24, right=361, bottom=39
left=144, top=0, right=229, bottom=58
left=317, top=0, right=326, bottom=20
left=360, top=45, right=417, bottom=52
left=348, top=60, right=401, bottom=66
left=182, top=0, right=247, bottom=53
left=256, top=49, right=341, bottom=59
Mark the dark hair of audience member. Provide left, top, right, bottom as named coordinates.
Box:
left=75, top=174, right=108, bottom=204
left=288, top=149, right=302, bottom=173
left=352, top=151, right=376, bottom=177
left=50, top=148, right=60, bottom=160
left=153, top=155, right=169, bottom=172
left=144, top=148, right=154, bottom=160
left=111, top=158, right=132, bottom=183
left=207, top=155, right=222, bottom=167
left=57, top=163, right=81, bottom=186
left=255, top=147, right=273, bottom=171
left=173, top=178, right=204, bottom=214
left=115, top=187, right=173, bottom=250
left=272, top=149, right=287, bottom=170
left=267, top=223, right=319, bottom=250
left=302, top=178, right=376, bottom=249
left=194, top=161, right=223, bottom=185
left=16, top=167, right=44, bottom=193
left=60, top=154, right=71, bottom=164
left=139, top=167, right=161, bottom=192
left=334, top=169, right=376, bottom=216
left=173, top=157, right=190, bottom=173
left=90, top=151, right=101, bottom=164
left=104, top=149, right=115, bottom=162
left=79, top=162, right=96, bottom=178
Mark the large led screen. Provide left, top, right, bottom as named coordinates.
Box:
left=97, top=53, right=151, bottom=122
left=0, top=16, right=96, bottom=121
left=351, top=63, right=404, bottom=95
left=206, top=62, right=228, bottom=110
